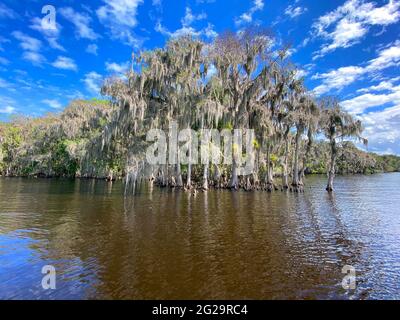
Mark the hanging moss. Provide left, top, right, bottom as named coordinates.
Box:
left=1, top=31, right=397, bottom=192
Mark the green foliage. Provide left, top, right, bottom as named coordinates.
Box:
left=51, top=140, right=78, bottom=177
left=304, top=141, right=400, bottom=175
left=252, top=139, right=260, bottom=150
left=270, top=154, right=278, bottom=163
left=0, top=124, right=23, bottom=173
left=373, top=154, right=400, bottom=172
left=0, top=99, right=115, bottom=178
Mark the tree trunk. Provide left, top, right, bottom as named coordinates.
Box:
left=186, top=162, right=192, bottom=188
left=252, top=172, right=259, bottom=190
left=269, top=163, right=275, bottom=190
left=282, top=140, right=289, bottom=189
left=107, top=169, right=113, bottom=182
left=176, top=165, right=183, bottom=187
left=292, top=128, right=302, bottom=191
left=326, top=141, right=337, bottom=192
left=165, top=164, right=169, bottom=188
left=282, top=164, right=289, bottom=189
left=292, top=131, right=300, bottom=185
left=229, top=159, right=239, bottom=189
left=186, top=136, right=192, bottom=189
left=202, top=163, right=209, bottom=190
left=299, top=128, right=313, bottom=190
left=214, top=164, right=221, bottom=188
left=299, top=167, right=306, bottom=186
left=265, top=146, right=274, bottom=192
left=176, top=151, right=183, bottom=187
left=327, top=169, right=334, bottom=192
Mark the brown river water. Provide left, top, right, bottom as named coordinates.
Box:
left=0, top=174, right=399, bottom=299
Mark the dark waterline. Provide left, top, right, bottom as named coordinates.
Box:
left=0, top=174, right=399, bottom=299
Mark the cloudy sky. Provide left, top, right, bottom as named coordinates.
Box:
left=0, top=0, right=399, bottom=154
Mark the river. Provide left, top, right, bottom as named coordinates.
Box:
left=0, top=173, right=399, bottom=299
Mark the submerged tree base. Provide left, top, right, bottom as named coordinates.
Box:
left=150, top=174, right=308, bottom=193
left=291, top=183, right=305, bottom=193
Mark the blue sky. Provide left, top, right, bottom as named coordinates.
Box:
left=0, top=0, right=399, bottom=154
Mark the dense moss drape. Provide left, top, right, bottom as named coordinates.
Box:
left=1, top=32, right=399, bottom=192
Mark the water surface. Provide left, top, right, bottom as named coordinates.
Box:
left=0, top=174, right=399, bottom=299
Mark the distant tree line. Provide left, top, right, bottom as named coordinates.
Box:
left=1, top=31, right=399, bottom=192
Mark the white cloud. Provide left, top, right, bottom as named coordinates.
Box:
left=342, top=86, right=400, bottom=114
left=358, top=81, right=393, bottom=93
left=312, top=0, right=400, bottom=58
left=0, top=57, right=9, bottom=65
left=96, top=0, right=143, bottom=46
left=235, top=0, right=264, bottom=26
left=287, top=48, right=297, bottom=56
left=284, top=5, right=308, bottom=19
left=0, top=77, right=12, bottom=88
left=47, top=38, right=65, bottom=51
left=295, top=69, right=309, bottom=79
left=312, top=41, right=400, bottom=95
left=66, top=90, right=85, bottom=100
left=154, top=21, right=169, bottom=36
left=97, top=0, right=142, bottom=27
left=83, top=72, right=103, bottom=94
left=312, top=66, right=364, bottom=95
left=12, top=31, right=42, bottom=52
left=0, top=95, right=15, bottom=104
left=12, top=31, right=47, bottom=65
left=60, top=7, right=99, bottom=40
left=0, top=106, right=16, bottom=114
left=0, top=37, right=9, bottom=52
left=357, top=77, right=400, bottom=93
left=181, top=7, right=207, bottom=27
left=314, top=19, right=367, bottom=59
left=155, top=7, right=217, bottom=39
left=105, top=61, right=130, bottom=74
left=358, top=104, right=400, bottom=154
left=366, top=41, right=400, bottom=71
left=358, top=0, right=400, bottom=25
left=29, top=17, right=65, bottom=51
left=86, top=44, right=98, bottom=55
left=204, top=23, right=218, bottom=38
left=42, top=99, right=62, bottom=109
left=52, top=56, right=78, bottom=71
left=339, top=75, right=400, bottom=154
left=22, top=51, right=46, bottom=65
left=0, top=3, right=17, bottom=19
left=156, top=21, right=218, bottom=39
left=29, top=18, right=59, bottom=38
left=342, top=76, right=400, bottom=114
